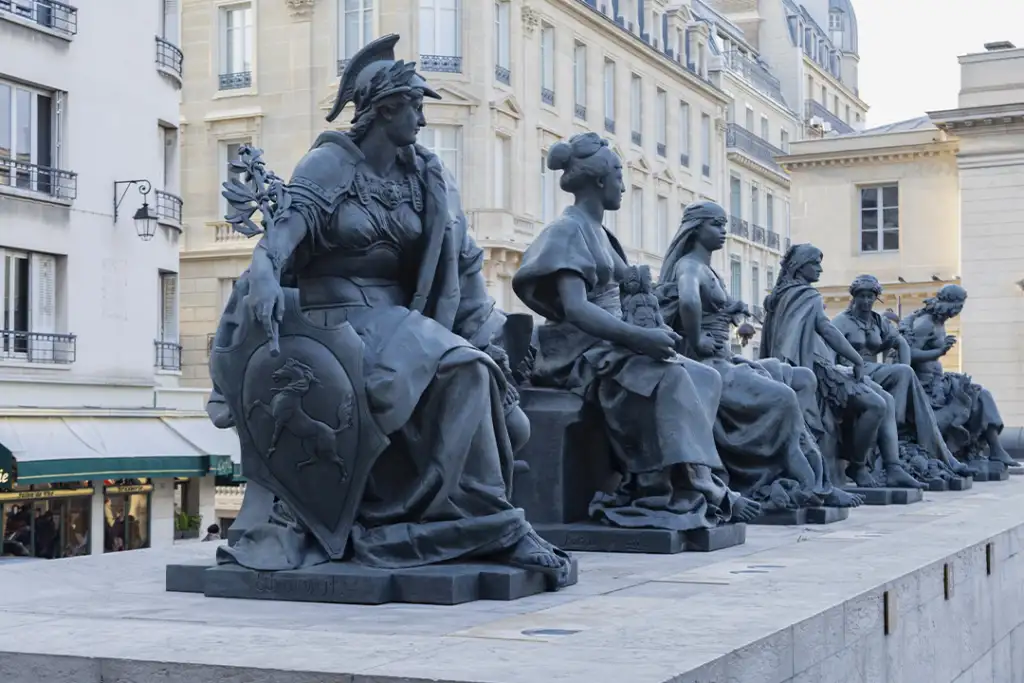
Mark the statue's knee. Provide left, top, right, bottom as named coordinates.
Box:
left=506, top=405, right=531, bottom=454
left=792, top=367, right=817, bottom=394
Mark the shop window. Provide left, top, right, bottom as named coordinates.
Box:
left=103, top=479, right=152, bottom=552
left=1, top=482, right=92, bottom=559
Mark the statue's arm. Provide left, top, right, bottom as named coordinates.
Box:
left=814, top=308, right=864, bottom=367
left=674, top=264, right=704, bottom=344
left=556, top=272, right=641, bottom=349
left=907, top=317, right=946, bottom=362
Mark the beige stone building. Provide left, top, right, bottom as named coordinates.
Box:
left=781, top=41, right=1024, bottom=424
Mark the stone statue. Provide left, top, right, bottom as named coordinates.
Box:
left=832, top=275, right=970, bottom=482
left=657, top=201, right=862, bottom=512
left=759, top=244, right=925, bottom=490
left=899, top=285, right=1019, bottom=474
left=512, top=133, right=762, bottom=531
left=201, top=34, right=573, bottom=594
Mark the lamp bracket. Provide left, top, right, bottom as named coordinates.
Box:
left=113, top=179, right=153, bottom=222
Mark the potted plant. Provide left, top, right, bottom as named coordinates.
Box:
left=173, top=511, right=203, bottom=540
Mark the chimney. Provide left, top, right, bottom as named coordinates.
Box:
left=983, top=41, right=1016, bottom=51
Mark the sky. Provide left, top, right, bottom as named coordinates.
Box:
left=854, top=0, right=1024, bottom=127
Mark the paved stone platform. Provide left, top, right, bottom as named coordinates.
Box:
left=3, top=478, right=1024, bottom=683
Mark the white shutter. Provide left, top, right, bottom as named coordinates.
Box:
left=29, top=252, right=56, bottom=362
left=160, top=272, right=179, bottom=342
left=54, top=92, right=64, bottom=172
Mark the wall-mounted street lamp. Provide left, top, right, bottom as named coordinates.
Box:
left=113, top=179, right=159, bottom=241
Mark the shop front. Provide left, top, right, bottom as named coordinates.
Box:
left=1, top=483, right=93, bottom=559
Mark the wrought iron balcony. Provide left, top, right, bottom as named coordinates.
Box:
left=1, top=330, right=76, bottom=364
left=804, top=99, right=855, bottom=135
left=631, top=131, right=642, bottom=146
left=657, top=142, right=667, bottom=157
left=155, top=340, right=182, bottom=371
left=680, top=153, right=690, bottom=167
left=154, top=190, right=182, bottom=225
left=604, top=118, right=616, bottom=134
left=0, top=0, right=77, bottom=36
left=721, top=50, right=786, bottom=107
left=336, top=58, right=350, bottom=77
left=495, top=65, right=510, bottom=85
left=751, top=224, right=766, bottom=245
left=541, top=88, right=554, bottom=106
left=155, top=37, right=183, bottom=82
left=218, top=71, right=252, bottom=90
left=728, top=215, right=749, bottom=239
left=701, top=163, right=711, bottom=177
left=0, top=157, right=77, bottom=200
left=574, top=103, right=587, bottom=120
left=766, top=230, right=781, bottom=251
left=726, top=123, right=786, bottom=175
left=420, top=54, right=462, bottom=73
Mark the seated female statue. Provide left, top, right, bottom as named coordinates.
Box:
left=657, top=201, right=861, bottom=509
left=513, top=133, right=762, bottom=531
left=832, top=275, right=969, bottom=479
left=900, top=285, right=1019, bottom=471
left=760, top=244, right=925, bottom=490
left=220, top=34, right=571, bottom=587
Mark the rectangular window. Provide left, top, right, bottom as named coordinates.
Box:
left=494, top=1, right=510, bottom=78
left=160, top=125, right=179, bottom=194
left=656, top=196, right=668, bottom=251
left=807, top=75, right=813, bottom=98
left=766, top=267, right=774, bottom=293
left=833, top=95, right=840, bottom=115
left=339, top=0, right=374, bottom=62
left=540, top=150, right=555, bottom=222
left=655, top=88, right=667, bottom=154
left=780, top=129, right=790, bottom=153
left=0, top=248, right=59, bottom=362
left=750, top=183, right=760, bottom=224
left=760, top=115, right=770, bottom=141
left=820, top=85, right=827, bottom=105
left=750, top=262, right=760, bottom=310
left=729, top=175, right=742, bottom=217
left=159, top=271, right=179, bottom=344
left=573, top=42, right=587, bottom=118
left=700, top=113, right=711, bottom=176
left=419, top=0, right=460, bottom=57
left=845, top=104, right=851, bottom=123
left=766, top=192, right=774, bottom=231
left=493, top=135, right=510, bottom=208
left=729, top=255, right=742, bottom=300
left=631, top=186, right=643, bottom=247
left=162, top=0, right=180, bottom=44
left=630, top=74, right=642, bottom=143
left=0, top=79, right=59, bottom=194
left=419, top=125, right=462, bottom=185
left=603, top=59, right=615, bottom=128
left=220, top=3, right=253, bottom=80
left=679, top=101, right=690, bottom=165
left=540, top=25, right=555, bottom=102
left=860, top=184, right=899, bottom=252
left=220, top=140, right=249, bottom=216
left=745, top=106, right=754, bottom=131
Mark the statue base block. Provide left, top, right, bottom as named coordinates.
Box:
left=533, top=522, right=746, bottom=554
left=927, top=476, right=974, bottom=492
left=969, top=461, right=1010, bottom=482
left=749, top=507, right=850, bottom=526
left=165, top=559, right=578, bottom=606
left=842, top=487, right=924, bottom=505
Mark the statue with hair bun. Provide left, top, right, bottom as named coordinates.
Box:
left=899, top=285, right=1020, bottom=473
left=514, top=133, right=763, bottom=532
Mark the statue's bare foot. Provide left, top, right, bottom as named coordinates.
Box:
left=886, top=464, right=927, bottom=489
left=505, top=530, right=573, bottom=590
left=823, top=488, right=864, bottom=508
left=947, top=459, right=972, bottom=477
left=989, top=444, right=1021, bottom=470
left=847, top=465, right=876, bottom=488
left=733, top=496, right=763, bottom=522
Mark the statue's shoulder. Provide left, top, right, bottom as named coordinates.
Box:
left=288, top=132, right=359, bottom=202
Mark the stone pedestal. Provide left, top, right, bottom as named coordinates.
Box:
left=970, top=460, right=1011, bottom=482
left=928, top=476, right=974, bottom=492
left=166, top=559, right=578, bottom=606
left=533, top=522, right=746, bottom=554
left=841, top=487, right=924, bottom=505
left=750, top=507, right=850, bottom=526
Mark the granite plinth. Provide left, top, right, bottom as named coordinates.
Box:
left=928, top=476, right=974, bottom=492
left=533, top=522, right=746, bottom=554
left=166, top=559, right=578, bottom=606
left=971, top=462, right=1010, bottom=482
left=841, top=486, right=924, bottom=505
left=749, top=506, right=850, bottom=526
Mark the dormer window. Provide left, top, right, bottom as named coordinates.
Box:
left=829, top=10, right=843, bottom=32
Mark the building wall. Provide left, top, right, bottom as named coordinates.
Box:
left=177, top=0, right=734, bottom=386
left=0, top=2, right=184, bottom=407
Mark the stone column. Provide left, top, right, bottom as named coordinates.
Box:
left=89, top=488, right=105, bottom=556
left=150, top=478, right=177, bottom=549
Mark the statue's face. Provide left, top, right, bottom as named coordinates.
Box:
left=382, top=93, right=425, bottom=147
left=948, top=301, right=964, bottom=318
left=851, top=289, right=876, bottom=313
left=797, top=257, right=823, bottom=283
left=697, top=214, right=727, bottom=252
left=599, top=158, right=625, bottom=211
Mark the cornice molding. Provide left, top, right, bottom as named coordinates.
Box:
left=727, top=151, right=792, bottom=187
left=779, top=143, right=958, bottom=171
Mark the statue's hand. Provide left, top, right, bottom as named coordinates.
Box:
left=245, top=274, right=286, bottom=356
left=851, top=357, right=865, bottom=382
left=694, top=332, right=723, bottom=358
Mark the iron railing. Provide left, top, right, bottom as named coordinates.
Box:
left=657, top=142, right=667, bottom=157
left=154, top=190, right=183, bottom=224
left=0, top=157, right=77, bottom=200
left=155, top=37, right=183, bottom=80
left=701, top=163, right=711, bottom=177
left=0, top=330, right=76, bottom=364
left=804, top=99, right=855, bottom=135
left=680, top=153, right=690, bottom=167
left=336, top=58, right=350, bottom=77
left=766, top=230, right=781, bottom=251
left=721, top=50, right=786, bottom=107
left=219, top=71, right=252, bottom=90
left=751, top=224, right=766, bottom=245
left=155, top=340, right=182, bottom=371
left=604, top=118, right=616, bottom=134
left=420, top=54, right=461, bottom=73
left=631, top=131, right=642, bottom=146
left=726, top=123, right=787, bottom=174
left=729, top=215, right=749, bottom=239
left=541, top=88, right=554, bottom=106
left=574, top=104, right=587, bottom=120
left=495, top=65, right=510, bottom=85
left=0, top=0, right=77, bottom=36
